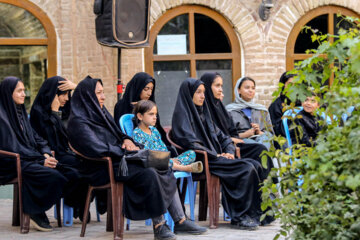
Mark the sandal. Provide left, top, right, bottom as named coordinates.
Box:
left=190, top=161, right=203, bottom=173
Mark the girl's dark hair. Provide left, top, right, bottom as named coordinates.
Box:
left=133, top=100, right=157, bottom=125
left=238, top=77, right=256, bottom=89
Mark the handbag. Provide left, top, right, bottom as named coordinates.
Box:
left=118, top=149, right=170, bottom=177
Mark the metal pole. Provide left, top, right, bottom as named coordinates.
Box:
left=117, top=48, right=123, bottom=101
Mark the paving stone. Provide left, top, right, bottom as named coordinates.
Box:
left=0, top=199, right=283, bottom=240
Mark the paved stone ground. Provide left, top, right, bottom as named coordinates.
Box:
left=0, top=197, right=283, bottom=240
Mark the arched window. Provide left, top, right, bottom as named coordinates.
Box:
left=0, top=0, right=56, bottom=111
left=286, top=5, right=359, bottom=84
left=145, top=5, right=241, bottom=125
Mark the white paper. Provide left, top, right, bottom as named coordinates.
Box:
left=157, top=34, right=187, bottom=55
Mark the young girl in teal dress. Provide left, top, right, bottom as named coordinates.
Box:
left=133, top=100, right=203, bottom=173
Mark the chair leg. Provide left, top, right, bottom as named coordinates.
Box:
left=12, top=184, right=20, bottom=226
left=198, top=181, right=208, bottom=221
left=56, top=200, right=62, bottom=227
left=187, top=176, right=195, bottom=221
left=106, top=189, right=113, bottom=232
left=80, top=187, right=93, bottom=237
left=208, top=176, right=219, bottom=229
left=20, top=213, right=30, bottom=234
left=112, top=183, right=124, bottom=240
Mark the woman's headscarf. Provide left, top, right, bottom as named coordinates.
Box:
left=279, top=72, right=296, bottom=96
left=0, top=77, right=48, bottom=159
left=67, top=75, right=131, bottom=159
left=29, top=76, right=70, bottom=152
left=113, top=72, right=170, bottom=145
left=171, top=78, right=226, bottom=156
left=201, top=72, right=238, bottom=137
left=225, top=77, right=268, bottom=112
left=114, top=72, right=155, bottom=124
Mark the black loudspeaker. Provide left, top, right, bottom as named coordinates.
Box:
left=94, top=0, right=151, bottom=48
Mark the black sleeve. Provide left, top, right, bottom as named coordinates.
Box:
left=68, top=117, right=125, bottom=159
left=290, top=118, right=312, bottom=147
left=32, top=128, right=52, bottom=156
left=214, top=123, right=235, bottom=155
left=269, top=100, right=285, bottom=136
left=191, top=142, right=218, bottom=159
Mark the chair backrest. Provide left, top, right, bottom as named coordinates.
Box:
left=166, top=128, right=184, bottom=151
left=282, top=107, right=303, bottom=149
left=119, top=114, right=135, bottom=137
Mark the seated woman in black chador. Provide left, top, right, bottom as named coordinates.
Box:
left=67, top=76, right=206, bottom=239
left=30, top=76, right=79, bottom=167
left=201, top=72, right=274, bottom=177
left=29, top=76, right=88, bottom=215
left=290, top=95, right=322, bottom=147
left=0, top=76, right=72, bottom=232
left=114, top=72, right=170, bottom=145
left=171, top=78, right=267, bottom=230
left=268, top=72, right=298, bottom=137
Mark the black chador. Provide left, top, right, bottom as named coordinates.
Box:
left=268, top=72, right=298, bottom=137
left=30, top=76, right=87, bottom=209
left=171, top=78, right=265, bottom=225
left=0, top=77, right=67, bottom=215
left=30, top=76, right=77, bottom=165
left=67, top=76, right=176, bottom=220
left=201, top=72, right=273, bottom=178
left=113, top=72, right=170, bottom=145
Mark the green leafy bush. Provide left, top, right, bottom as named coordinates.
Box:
left=262, top=16, right=360, bottom=240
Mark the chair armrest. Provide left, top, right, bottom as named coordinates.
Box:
left=0, top=150, right=19, bottom=158
left=166, top=131, right=184, bottom=150
left=68, top=143, right=111, bottom=163
left=194, top=150, right=206, bottom=156
left=0, top=150, right=22, bottom=183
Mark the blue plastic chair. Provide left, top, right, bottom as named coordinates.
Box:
left=342, top=106, right=355, bottom=122
left=119, top=114, right=196, bottom=231
left=175, top=171, right=196, bottom=221
left=54, top=198, right=101, bottom=226
left=282, top=107, right=304, bottom=189
left=54, top=199, right=74, bottom=227
left=282, top=107, right=303, bottom=153
left=119, top=114, right=135, bottom=137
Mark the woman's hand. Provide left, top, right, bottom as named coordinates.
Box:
left=51, top=95, right=61, bottom=111
left=251, top=123, right=264, bottom=135
left=58, top=79, right=77, bottom=91
left=251, top=123, right=259, bottom=133
left=240, top=128, right=255, bottom=138
left=122, top=139, right=140, bottom=151
left=44, top=155, right=58, bottom=168
left=231, top=137, right=244, bottom=144
left=220, top=153, right=235, bottom=159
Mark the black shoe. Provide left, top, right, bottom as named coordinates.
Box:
left=154, top=223, right=176, bottom=240
left=174, top=219, right=207, bottom=235
left=30, top=213, right=53, bottom=232
left=231, top=217, right=259, bottom=231
left=261, top=215, right=275, bottom=226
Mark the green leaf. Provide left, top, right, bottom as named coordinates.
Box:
left=261, top=154, right=268, bottom=169
left=273, top=233, right=280, bottom=240
left=345, top=175, right=360, bottom=190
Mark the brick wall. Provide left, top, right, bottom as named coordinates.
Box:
left=27, top=0, right=360, bottom=113
left=150, top=0, right=360, bottom=106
